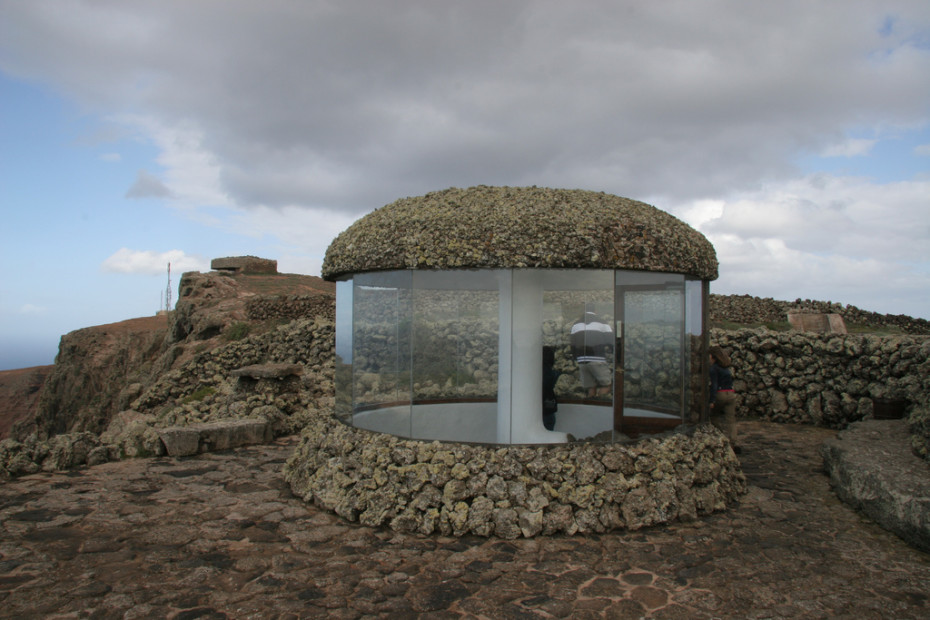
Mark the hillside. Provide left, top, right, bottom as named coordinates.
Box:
left=0, top=269, right=334, bottom=444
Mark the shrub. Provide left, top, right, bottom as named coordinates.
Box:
left=225, top=322, right=251, bottom=341
left=183, top=386, right=215, bottom=403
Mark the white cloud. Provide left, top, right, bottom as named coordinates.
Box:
left=99, top=152, right=121, bottom=162
left=222, top=204, right=359, bottom=276
left=670, top=173, right=930, bottom=316
left=101, top=249, right=209, bottom=275
left=821, top=138, right=877, bottom=158
left=116, top=116, right=229, bottom=207
left=915, top=143, right=930, bottom=156
left=709, top=175, right=929, bottom=261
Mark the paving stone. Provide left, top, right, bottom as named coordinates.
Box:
left=0, top=424, right=929, bottom=618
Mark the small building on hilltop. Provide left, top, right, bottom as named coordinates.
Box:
left=323, top=185, right=718, bottom=444
left=286, top=186, right=745, bottom=538
left=211, top=256, right=278, bottom=274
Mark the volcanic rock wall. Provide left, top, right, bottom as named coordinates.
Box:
left=247, top=295, right=335, bottom=322
left=133, top=317, right=334, bottom=428
left=1, top=317, right=335, bottom=477
left=6, top=287, right=929, bottom=479
left=285, top=415, right=745, bottom=539
left=712, top=328, right=930, bottom=459
left=709, top=294, right=930, bottom=334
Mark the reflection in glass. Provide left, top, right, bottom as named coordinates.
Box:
left=541, top=270, right=615, bottom=441
left=617, top=272, right=686, bottom=436
left=334, top=278, right=353, bottom=424
left=685, top=278, right=707, bottom=422
left=412, top=271, right=499, bottom=403
left=335, top=268, right=706, bottom=444
left=410, top=270, right=502, bottom=442
left=352, top=271, right=412, bottom=435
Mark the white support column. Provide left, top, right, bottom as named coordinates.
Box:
left=496, top=271, right=513, bottom=443
left=507, top=271, right=568, bottom=444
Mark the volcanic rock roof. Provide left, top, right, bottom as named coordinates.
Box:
left=321, top=186, right=718, bottom=281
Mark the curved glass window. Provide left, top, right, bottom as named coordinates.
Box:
left=334, top=269, right=708, bottom=445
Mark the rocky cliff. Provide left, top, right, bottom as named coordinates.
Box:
left=35, top=315, right=169, bottom=439
left=33, top=270, right=335, bottom=441
left=0, top=365, right=53, bottom=440
left=1, top=269, right=335, bottom=476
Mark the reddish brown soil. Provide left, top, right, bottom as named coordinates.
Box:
left=81, top=314, right=170, bottom=335
left=0, top=366, right=54, bottom=440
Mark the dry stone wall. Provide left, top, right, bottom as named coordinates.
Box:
left=133, top=318, right=334, bottom=427
left=246, top=294, right=335, bottom=323
left=710, top=294, right=930, bottom=335
left=285, top=415, right=745, bottom=539
left=712, top=328, right=930, bottom=459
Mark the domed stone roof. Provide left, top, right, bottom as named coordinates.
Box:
left=322, top=186, right=718, bottom=281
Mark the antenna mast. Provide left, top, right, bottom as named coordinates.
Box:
left=165, top=262, right=172, bottom=312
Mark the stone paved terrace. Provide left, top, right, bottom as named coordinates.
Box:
left=1, top=421, right=928, bottom=619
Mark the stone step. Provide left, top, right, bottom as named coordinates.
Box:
left=158, top=419, right=272, bottom=457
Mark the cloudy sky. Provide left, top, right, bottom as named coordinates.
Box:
left=1, top=1, right=928, bottom=369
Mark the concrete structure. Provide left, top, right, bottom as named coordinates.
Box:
left=788, top=311, right=848, bottom=334
left=211, top=256, right=278, bottom=274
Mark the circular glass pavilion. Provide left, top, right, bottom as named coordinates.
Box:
left=323, top=186, right=718, bottom=445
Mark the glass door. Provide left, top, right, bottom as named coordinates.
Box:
left=614, top=272, right=686, bottom=437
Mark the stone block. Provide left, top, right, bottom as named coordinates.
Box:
left=158, top=427, right=201, bottom=457
left=827, top=314, right=848, bottom=334
left=158, top=419, right=272, bottom=457
left=199, top=419, right=272, bottom=451
left=787, top=312, right=847, bottom=334
left=822, top=419, right=930, bottom=553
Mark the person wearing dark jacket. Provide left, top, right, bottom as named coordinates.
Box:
left=542, top=346, right=560, bottom=431
left=709, top=345, right=740, bottom=454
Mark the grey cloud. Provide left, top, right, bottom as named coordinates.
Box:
left=3, top=0, right=927, bottom=319
left=2, top=0, right=929, bottom=215
left=125, top=170, right=172, bottom=199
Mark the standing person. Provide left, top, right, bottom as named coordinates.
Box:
left=542, top=346, right=560, bottom=431
left=570, top=310, right=614, bottom=398
left=709, top=345, right=740, bottom=454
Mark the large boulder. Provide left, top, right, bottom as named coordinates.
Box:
left=822, top=419, right=930, bottom=552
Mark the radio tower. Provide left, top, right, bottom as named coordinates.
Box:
left=165, top=262, right=172, bottom=312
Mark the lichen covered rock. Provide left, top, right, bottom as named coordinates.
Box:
left=322, top=186, right=718, bottom=280
left=284, top=416, right=745, bottom=539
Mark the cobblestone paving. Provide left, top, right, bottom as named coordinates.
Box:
left=1, top=420, right=928, bottom=619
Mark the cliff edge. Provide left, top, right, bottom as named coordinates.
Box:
left=1, top=269, right=334, bottom=446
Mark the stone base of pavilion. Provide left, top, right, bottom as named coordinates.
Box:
left=285, top=415, right=747, bottom=539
